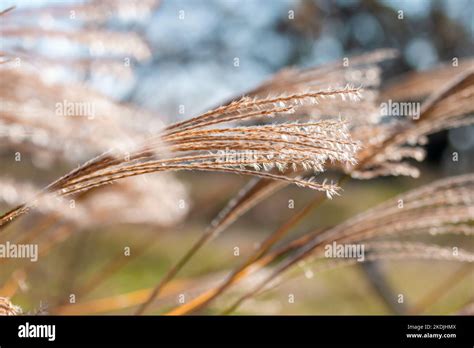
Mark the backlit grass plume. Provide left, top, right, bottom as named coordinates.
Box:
left=0, top=88, right=361, bottom=228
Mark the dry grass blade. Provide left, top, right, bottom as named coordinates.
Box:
left=352, top=68, right=474, bottom=179
left=221, top=242, right=474, bottom=315
left=380, top=58, right=474, bottom=102
left=0, top=6, right=15, bottom=16
left=135, top=178, right=284, bottom=314
left=53, top=270, right=227, bottom=315
left=236, top=49, right=395, bottom=100
left=1, top=88, right=360, bottom=229
left=163, top=190, right=333, bottom=315
left=218, top=175, right=474, bottom=313
left=216, top=49, right=395, bottom=126
left=408, top=264, right=473, bottom=314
